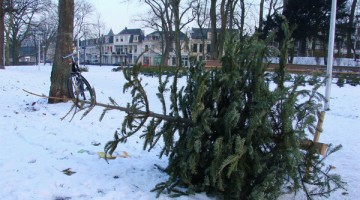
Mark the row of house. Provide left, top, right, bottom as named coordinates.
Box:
left=80, top=25, right=360, bottom=68
left=14, top=27, right=217, bottom=66
left=79, top=27, right=214, bottom=67
left=17, top=23, right=360, bottom=66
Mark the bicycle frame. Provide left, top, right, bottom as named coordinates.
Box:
left=63, top=53, right=93, bottom=105
left=62, top=53, right=80, bottom=73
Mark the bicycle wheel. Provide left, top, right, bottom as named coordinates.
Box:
left=67, top=73, right=94, bottom=106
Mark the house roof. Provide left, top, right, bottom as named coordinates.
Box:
left=191, top=28, right=211, bottom=40
left=118, top=27, right=144, bottom=36
left=146, top=30, right=187, bottom=40
left=191, top=28, right=239, bottom=39
left=107, top=29, right=114, bottom=36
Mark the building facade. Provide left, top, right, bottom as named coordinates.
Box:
left=189, top=28, right=212, bottom=62
left=79, top=27, right=190, bottom=67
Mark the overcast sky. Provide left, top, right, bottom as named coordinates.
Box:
left=87, top=0, right=147, bottom=34
left=85, top=0, right=261, bottom=36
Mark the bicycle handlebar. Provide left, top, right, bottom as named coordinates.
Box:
left=62, top=53, right=75, bottom=60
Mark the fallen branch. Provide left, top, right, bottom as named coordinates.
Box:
left=23, top=89, right=191, bottom=125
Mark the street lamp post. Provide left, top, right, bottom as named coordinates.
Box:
left=35, top=31, right=43, bottom=67
left=37, top=38, right=41, bottom=65
left=354, top=15, right=360, bottom=61
left=2, top=39, right=5, bottom=66
left=42, top=45, right=45, bottom=65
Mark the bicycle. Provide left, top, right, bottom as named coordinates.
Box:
left=63, top=53, right=94, bottom=107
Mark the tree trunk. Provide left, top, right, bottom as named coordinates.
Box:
left=228, top=0, right=238, bottom=30
left=160, top=28, right=172, bottom=66
left=172, top=0, right=182, bottom=67
left=11, top=37, right=20, bottom=65
left=218, top=0, right=231, bottom=58
left=239, top=0, right=245, bottom=44
left=210, top=0, right=218, bottom=60
left=346, top=0, right=358, bottom=58
left=258, top=0, right=264, bottom=31
left=48, top=0, right=74, bottom=104
left=5, top=11, right=12, bottom=66
left=0, top=0, right=5, bottom=69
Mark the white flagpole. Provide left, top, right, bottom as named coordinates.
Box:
left=324, top=0, right=337, bottom=111
left=314, top=0, right=337, bottom=144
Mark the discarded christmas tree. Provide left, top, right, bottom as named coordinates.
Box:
left=103, top=23, right=346, bottom=199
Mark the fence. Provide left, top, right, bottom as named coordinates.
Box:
left=269, top=57, right=360, bottom=67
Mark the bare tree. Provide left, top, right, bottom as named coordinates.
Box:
left=1, top=0, right=16, bottom=69
left=210, top=0, right=218, bottom=59
left=347, top=0, right=358, bottom=58
left=5, top=0, right=49, bottom=65
left=93, top=14, right=105, bottom=67
left=1, top=0, right=7, bottom=69
left=218, top=0, right=232, bottom=57
left=258, top=0, right=264, bottom=31
left=194, top=0, right=210, bottom=59
left=73, top=0, right=95, bottom=40
left=210, top=0, right=238, bottom=60
left=36, top=3, right=58, bottom=63
left=170, top=0, right=196, bottom=67
left=238, top=0, right=245, bottom=43
left=136, top=0, right=174, bottom=66
left=134, top=0, right=194, bottom=66
left=229, top=2, right=239, bottom=31
left=0, top=0, right=6, bottom=69
left=48, top=0, right=74, bottom=104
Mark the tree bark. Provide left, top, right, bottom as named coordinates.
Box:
left=210, top=0, right=218, bottom=60
left=218, top=0, right=231, bottom=58
left=48, top=0, right=74, bottom=103
left=258, top=0, right=264, bottom=31
left=5, top=10, right=11, bottom=66
left=346, top=0, right=358, bottom=58
left=239, top=0, right=245, bottom=44
left=171, top=0, right=182, bottom=67
left=0, top=0, right=5, bottom=69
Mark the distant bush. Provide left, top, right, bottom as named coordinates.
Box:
left=139, top=66, right=188, bottom=77
left=346, top=74, right=360, bottom=86
left=114, top=65, right=188, bottom=77
left=112, top=66, right=122, bottom=72
left=336, top=75, right=345, bottom=87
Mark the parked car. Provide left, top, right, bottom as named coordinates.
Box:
left=45, top=59, right=52, bottom=64
left=112, top=62, right=123, bottom=66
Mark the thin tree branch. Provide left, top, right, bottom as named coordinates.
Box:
left=23, top=89, right=191, bottom=125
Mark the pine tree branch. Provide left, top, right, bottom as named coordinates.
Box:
left=23, top=89, right=191, bottom=125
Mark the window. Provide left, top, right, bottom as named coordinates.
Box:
left=182, top=57, right=188, bottom=67
left=207, top=32, right=212, bottom=40
left=134, top=35, right=139, bottom=42
left=193, top=44, right=198, bottom=52
left=199, top=44, right=203, bottom=53
left=207, top=44, right=211, bottom=53
left=116, top=47, right=122, bottom=54
left=154, top=56, right=161, bottom=65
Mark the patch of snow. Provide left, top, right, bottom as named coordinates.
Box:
left=0, top=64, right=358, bottom=199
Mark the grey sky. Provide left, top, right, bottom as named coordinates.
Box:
left=87, top=0, right=146, bottom=34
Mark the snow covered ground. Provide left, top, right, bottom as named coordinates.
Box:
left=0, top=64, right=359, bottom=200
